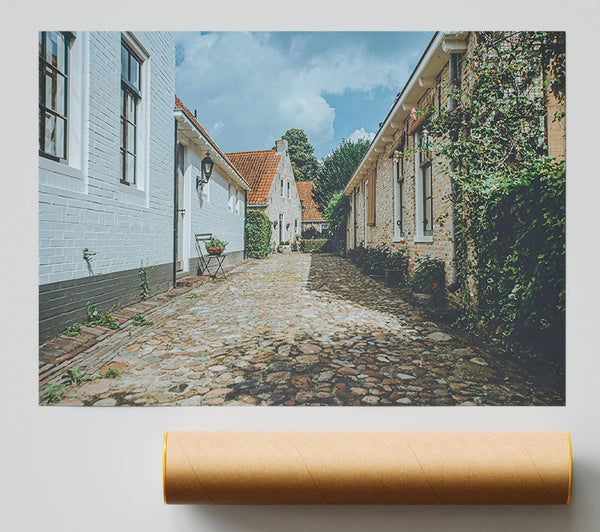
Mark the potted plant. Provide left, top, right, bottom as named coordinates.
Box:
left=364, top=245, right=389, bottom=277
left=205, top=237, right=228, bottom=256
left=407, top=256, right=446, bottom=305
left=384, top=249, right=408, bottom=287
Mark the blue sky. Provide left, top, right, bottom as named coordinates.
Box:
left=175, top=31, right=434, bottom=160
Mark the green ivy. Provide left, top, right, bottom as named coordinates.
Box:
left=245, top=210, right=272, bottom=259
left=426, top=32, right=565, bottom=359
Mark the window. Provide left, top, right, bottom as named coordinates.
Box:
left=294, top=219, right=298, bottom=233
left=120, top=41, right=141, bottom=185
left=228, top=184, right=235, bottom=211
left=367, top=170, right=376, bottom=227
left=420, top=131, right=433, bottom=236
left=287, top=181, right=290, bottom=198
left=280, top=179, right=284, bottom=197
left=394, top=160, right=404, bottom=239
left=39, top=32, right=73, bottom=160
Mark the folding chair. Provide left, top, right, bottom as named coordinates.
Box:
left=194, top=233, right=212, bottom=276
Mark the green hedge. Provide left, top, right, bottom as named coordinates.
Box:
left=245, top=210, right=272, bottom=259
left=300, top=238, right=327, bottom=253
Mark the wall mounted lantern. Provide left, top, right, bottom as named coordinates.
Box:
left=196, top=151, right=215, bottom=189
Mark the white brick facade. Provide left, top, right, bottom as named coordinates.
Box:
left=175, top=102, right=250, bottom=274
left=39, top=31, right=176, bottom=286
left=265, top=141, right=302, bottom=244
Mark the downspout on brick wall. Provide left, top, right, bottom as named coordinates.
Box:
left=243, top=190, right=247, bottom=259
left=447, top=51, right=461, bottom=289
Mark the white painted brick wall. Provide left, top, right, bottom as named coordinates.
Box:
left=181, top=142, right=246, bottom=273
left=264, top=152, right=302, bottom=244
left=39, top=31, right=176, bottom=286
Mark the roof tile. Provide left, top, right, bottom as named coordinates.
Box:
left=225, top=150, right=281, bottom=205
left=296, top=181, right=325, bottom=221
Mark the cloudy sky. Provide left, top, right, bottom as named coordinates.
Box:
left=175, top=31, right=434, bottom=160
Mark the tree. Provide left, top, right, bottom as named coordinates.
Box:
left=313, top=138, right=370, bottom=209
left=275, top=129, right=319, bottom=181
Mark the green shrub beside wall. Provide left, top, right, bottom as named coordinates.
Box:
left=245, top=210, right=272, bottom=259
left=300, top=238, right=327, bottom=253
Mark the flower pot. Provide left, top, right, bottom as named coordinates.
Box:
left=384, top=268, right=405, bottom=288
left=206, top=246, right=223, bottom=256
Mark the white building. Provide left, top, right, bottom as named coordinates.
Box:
left=174, top=97, right=250, bottom=274
left=39, top=31, right=176, bottom=341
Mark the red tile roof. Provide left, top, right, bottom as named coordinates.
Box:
left=225, top=150, right=281, bottom=206
left=296, top=181, right=325, bottom=221
left=174, top=96, right=243, bottom=183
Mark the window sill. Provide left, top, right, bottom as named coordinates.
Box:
left=39, top=156, right=83, bottom=180
left=119, top=181, right=146, bottom=198
left=413, top=235, right=434, bottom=244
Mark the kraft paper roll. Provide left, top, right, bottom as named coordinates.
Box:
left=163, top=431, right=572, bottom=505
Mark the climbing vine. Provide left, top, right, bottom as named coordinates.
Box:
left=425, top=32, right=566, bottom=359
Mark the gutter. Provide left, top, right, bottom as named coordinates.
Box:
left=343, top=31, right=468, bottom=196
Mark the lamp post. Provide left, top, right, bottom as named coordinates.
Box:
left=197, top=151, right=214, bottom=189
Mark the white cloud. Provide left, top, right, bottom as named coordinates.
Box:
left=348, top=128, right=376, bottom=143
left=175, top=32, right=428, bottom=154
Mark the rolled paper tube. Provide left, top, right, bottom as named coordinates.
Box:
left=163, top=431, right=572, bottom=505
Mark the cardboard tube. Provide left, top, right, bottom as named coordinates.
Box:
left=163, top=431, right=572, bottom=505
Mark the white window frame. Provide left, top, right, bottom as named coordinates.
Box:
left=119, top=32, right=149, bottom=194
left=393, top=160, right=405, bottom=241
left=413, top=131, right=434, bottom=243
left=38, top=31, right=89, bottom=192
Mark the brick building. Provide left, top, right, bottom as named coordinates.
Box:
left=344, top=31, right=565, bottom=290
left=227, top=140, right=302, bottom=244
left=38, top=31, right=176, bottom=341
left=297, top=181, right=327, bottom=233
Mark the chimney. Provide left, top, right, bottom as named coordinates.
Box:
left=276, top=139, right=288, bottom=153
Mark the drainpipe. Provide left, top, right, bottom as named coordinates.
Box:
left=448, top=50, right=461, bottom=289
left=173, top=119, right=178, bottom=288
left=243, top=189, right=247, bottom=259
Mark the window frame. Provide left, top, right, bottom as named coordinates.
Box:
left=419, top=131, right=434, bottom=236
left=120, top=41, right=142, bottom=186
left=39, top=31, right=74, bottom=162
left=394, top=160, right=405, bottom=239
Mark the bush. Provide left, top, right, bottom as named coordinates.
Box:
left=386, top=248, right=408, bottom=270
left=408, top=257, right=445, bottom=296
left=300, top=238, right=327, bottom=253
left=245, top=210, right=272, bottom=259
left=301, top=226, right=321, bottom=239
left=350, top=244, right=368, bottom=265
left=366, top=245, right=390, bottom=266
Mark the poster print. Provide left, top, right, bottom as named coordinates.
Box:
left=38, top=31, right=565, bottom=406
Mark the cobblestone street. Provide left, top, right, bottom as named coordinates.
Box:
left=42, top=253, right=564, bottom=406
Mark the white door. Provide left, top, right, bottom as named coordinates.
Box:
left=176, top=143, right=185, bottom=271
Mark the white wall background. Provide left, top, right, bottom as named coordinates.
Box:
left=182, top=140, right=245, bottom=273
left=3, top=2, right=599, bottom=531
left=38, top=31, right=175, bottom=285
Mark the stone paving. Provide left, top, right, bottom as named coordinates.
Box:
left=42, top=253, right=565, bottom=406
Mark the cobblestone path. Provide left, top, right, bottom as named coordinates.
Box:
left=47, top=253, right=564, bottom=406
